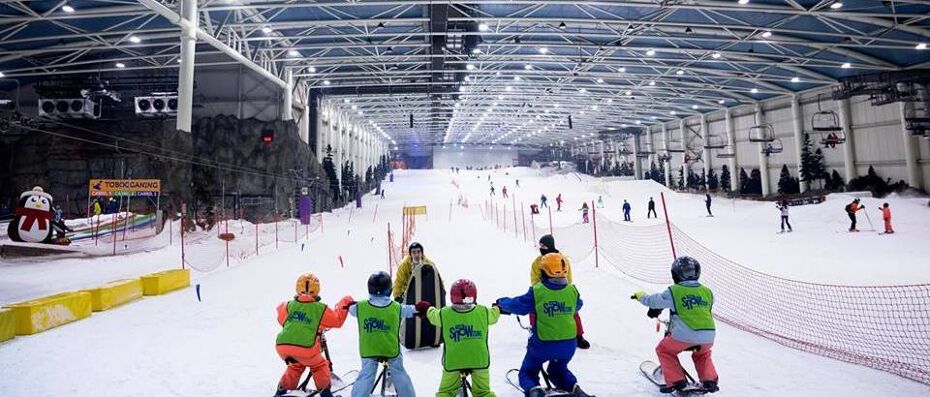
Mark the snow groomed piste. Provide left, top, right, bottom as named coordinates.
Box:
left=0, top=168, right=928, bottom=397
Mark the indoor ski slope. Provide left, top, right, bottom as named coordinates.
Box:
left=1, top=168, right=928, bottom=396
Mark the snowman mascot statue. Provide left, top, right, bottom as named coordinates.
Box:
left=8, top=186, right=55, bottom=244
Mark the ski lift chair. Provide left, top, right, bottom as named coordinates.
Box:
left=657, top=153, right=671, bottom=162
left=812, top=95, right=846, bottom=146
left=666, top=141, right=686, bottom=153
left=703, top=134, right=727, bottom=149
left=761, top=138, right=784, bottom=156
left=716, top=149, right=736, bottom=159
left=748, top=124, right=776, bottom=143
left=637, top=145, right=656, bottom=158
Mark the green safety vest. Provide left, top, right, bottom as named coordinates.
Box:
left=669, top=284, right=716, bottom=331
left=356, top=300, right=402, bottom=359
left=440, top=305, right=490, bottom=371
left=276, top=300, right=326, bottom=347
left=532, top=283, right=579, bottom=342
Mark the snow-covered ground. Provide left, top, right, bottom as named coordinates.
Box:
left=1, top=168, right=928, bottom=396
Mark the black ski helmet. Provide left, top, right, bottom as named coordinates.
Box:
left=671, top=256, right=701, bottom=284
left=368, top=271, right=392, bottom=296
left=408, top=242, right=424, bottom=254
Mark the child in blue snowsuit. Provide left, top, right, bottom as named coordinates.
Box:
left=348, top=271, right=430, bottom=397
left=496, top=253, right=592, bottom=397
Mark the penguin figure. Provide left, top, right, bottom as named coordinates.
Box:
left=8, top=186, right=55, bottom=243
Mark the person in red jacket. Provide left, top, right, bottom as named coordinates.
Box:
left=556, top=193, right=563, bottom=212
left=880, top=202, right=894, bottom=234
left=275, top=273, right=355, bottom=397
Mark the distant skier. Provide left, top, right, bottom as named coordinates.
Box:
left=597, top=196, right=604, bottom=208
left=531, top=235, right=590, bottom=349
left=705, top=194, right=713, bottom=217
left=0, top=203, right=9, bottom=217
left=880, top=202, right=894, bottom=234
left=92, top=199, right=102, bottom=216
left=274, top=273, right=354, bottom=397
left=349, top=272, right=430, bottom=397
left=776, top=200, right=792, bottom=233
left=845, top=198, right=864, bottom=232
left=540, top=194, right=548, bottom=208
left=632, top=257, right=719, bottom=394
left=380, top=188, right=385, bottom=199
left=497, top=253, right=594, bottom=397
left=556, top=194, right=563, bottom=212
left=622, top=200, right=632, bottom=222
left=647, top=197, right=658, bottom=219
left=579, top=202, right=589, bottom=224
left=502, top=186, right=509, bottom=198
left=530, top=204, right=540, bottom=215
left=516, top=179, right=520, bottom=187
left=425, top=279, right=501, bottom=397
left=490, top=186, right=496, bottom=196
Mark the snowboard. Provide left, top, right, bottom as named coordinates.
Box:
left=400, top=263, right=445, bottom=349
left=505, top=369, right=575, bottom=397
left=639, top=361, right=711, bottom=395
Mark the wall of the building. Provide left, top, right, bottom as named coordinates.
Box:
left=640, top=87, right=929, bottom=193
left=315, top=98, right=389, bottom=181
left=433, top=148, right=518, bottom=169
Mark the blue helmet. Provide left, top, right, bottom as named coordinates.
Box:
left=671, top=256, right=701, bottom=284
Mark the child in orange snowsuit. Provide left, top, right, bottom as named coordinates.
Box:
left=880, top=203, right=894, bottom=234
left=275, top=273, right=355, bottom=396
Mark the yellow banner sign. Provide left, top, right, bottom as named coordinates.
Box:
left=89, top=179, right=161, bottom=197
left=403, top=205, right=427, bottom=216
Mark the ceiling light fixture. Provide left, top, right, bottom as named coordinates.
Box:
left=711, top=52, right=722, bottom=59
left=559, top=22, right=567, bottom=30
left=129, top=35, right=141, bottom=43
left=649, top=80, right=656, bottom=86
left=718, top=99, right=726, bottom=104
left=738, top=0, right=749, bottom=4
left=618, top=67, right=626, bottom=73
left=323, top=80, right=331, bottom=85
left=524, top=64, right=533, bottom=70
left=539, top=47, right=549, bottom=54
left=761, top=31, right=772, bottom=38
left=791, top=76, right=800, bottom=83
left=596, top=78, right=604, bottom=83
left=115, top=62, right=126, bottom=68
left=676, top=70, right=684, bottom=75
left=917, top=43, right=928, bottom=50
left=308, top=66, right=316, bottom=73
left=750, top=88, right=758, bottom=93
left=841, top=62, right=851, bottom=68
left=478, top=23, right=490, bottom=32
left=830, top=2, right=843, bottom=9
left=646, top=49, right=656, bottom=56
left=62, top=4, right=75, bottom=13
left=262, top=27, right=273, bottom=34
left=288, top=50, right=300, bottom=57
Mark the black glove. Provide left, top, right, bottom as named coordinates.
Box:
left=647, top=308, right=663, bottom=319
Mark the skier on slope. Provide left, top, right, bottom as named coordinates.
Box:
left=776, top=200, right=793, bottom=233
left=845, top=198, right=864, bottom=232
left=426, top=279, right=501, bottom=397
left=503, top=186, right=509, bottom=198
left=647, top=197, right=658, bottom=219
left=705, top=194, right=713, bottom=217
left=274, top=273, right=355, bottom=397
left=880, top=202, right=894, bottom=234
left=556, top=194, right=564, bottom=212
left=349, top=272, right=431, bottom=397
left=540, top=194, right=548, bottom=208
left=530, top=235, right=590, bottom=349
left=597, top=196, right=604, bottom=208
left=622, top=200, right=632, bottom=222
left=632, top=257, right=719, bottom=394
left=497, top=253, right=594, bottom=397
left=579, top=202, right=590, bottom=224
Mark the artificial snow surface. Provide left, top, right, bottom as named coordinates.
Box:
left=1, top=168, right=928, bottom=396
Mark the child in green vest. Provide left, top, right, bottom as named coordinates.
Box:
left=496, top=253, right=593, bottom=397
left=349, top=271, right=431, bottom=397
left=632, top=256, right=719, bottom=393
left=274, top=273, right=355, bottom=397
left=426, top=279, right=501, bottom=397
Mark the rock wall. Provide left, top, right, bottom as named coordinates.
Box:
left=0, top=115, right=336, bottom=220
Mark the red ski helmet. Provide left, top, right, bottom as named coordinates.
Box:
left=450, top=279, right=478, bottom=304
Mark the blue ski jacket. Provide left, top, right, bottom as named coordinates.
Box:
left=497, top=279, right=583, bottom=357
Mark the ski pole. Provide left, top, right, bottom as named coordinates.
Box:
left=862, top=208, right=875, bottom=231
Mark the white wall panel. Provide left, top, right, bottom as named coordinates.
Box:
left=433, top=148, right=517, bottom=169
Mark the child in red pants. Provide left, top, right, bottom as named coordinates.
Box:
left=880, top=203, right=894, bottom=234
left=275, top=273, right=354, bottom=397
left=633, top=256, right=718, bottom=393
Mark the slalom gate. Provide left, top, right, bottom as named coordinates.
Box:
left=386, top=209, right=419, bottom=277
left=476, top=195, right=930, bottom=385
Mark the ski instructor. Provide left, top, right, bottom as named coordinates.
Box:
left=392, top=242, right=446, bottom=349
left=392, top=242, right=436, bottom=300
left=530, top=234, right=591, bottom=349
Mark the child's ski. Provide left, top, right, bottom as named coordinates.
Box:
left=639, top=361, right=711, bottom=395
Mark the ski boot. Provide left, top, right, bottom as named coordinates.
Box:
left=274, top=386, right=288, bottom=396
left=702, top=381, right=719, bottom=393
left=318, top=387, right=335, bottom=397
left=526, top=386, right=547, bottom=397
left=576, top=335, right=591, bottom=350
left=571, top=384, right=594, bottom=397
left=658, top=380, right=687, bottom=394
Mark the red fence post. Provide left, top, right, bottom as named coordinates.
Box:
left=387, top=222, right=393, bottom=277
left=660, top=192, right=677, bottom=259
left=521, top=202, right=527, bottom=243
left=112, top=213, right=117, bottom=255
left=547, top=205, right=553, bottom=235
left=512, top=194, right=518, bottom=238
left=275, top=211, right=279, bottom=250
left=180, top=200, right=186, bottom=269
left=503, top=203, right=507, bottom=232
left=591, top=200, right=599, bottom=269
left=225, top=213, right=230, bottom=268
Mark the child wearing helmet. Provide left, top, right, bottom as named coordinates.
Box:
left=274, top=273, right=355, bottom=397
left=426, top=279, right=502, bottom=397
left=530, top=235, right=589, bottom=349
left=349, top=271, right=432, bottom=397
left=497, top=253, right=593, bottom=397
left=631, top=256, right=719, bottom=393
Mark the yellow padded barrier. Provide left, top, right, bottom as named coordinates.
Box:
left=141, top=269, right=190, bottom=296
left=0, top=308, right=15, bottom=342
left=4, top=291, right=92, bottom=335
left=85, top=278, right=143, bottom=311
left=403, top=205, right=428, bottom=215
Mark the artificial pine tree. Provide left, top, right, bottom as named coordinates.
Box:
left=720, top=165, right=731, bottom=192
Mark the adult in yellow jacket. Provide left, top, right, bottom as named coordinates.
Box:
left=530, top=234, right=589, bottom=349
left=391, top=242, right=437, bottom=300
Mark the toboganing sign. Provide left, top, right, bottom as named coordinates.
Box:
left=89, top=179, right=161, bottom=197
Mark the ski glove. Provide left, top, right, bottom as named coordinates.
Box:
left=393, top=296, right=404, bottom=303
left=631, top=291, right=647, bottom=300
left=647, top=308, right=663, bottom=318
left=492, top=300, right=511, bottom=315
left=414, top=300, right=432, bottom=315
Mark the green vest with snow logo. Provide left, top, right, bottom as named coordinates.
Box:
left=532, top=283, right=578, bottom=342
left=669, top=284, right=715, bottom=331
left=440, top=305, right=490, bottom=371
left=276, top=300, right=326, bottom=347
left=356, top=300, right=401, bottom=359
